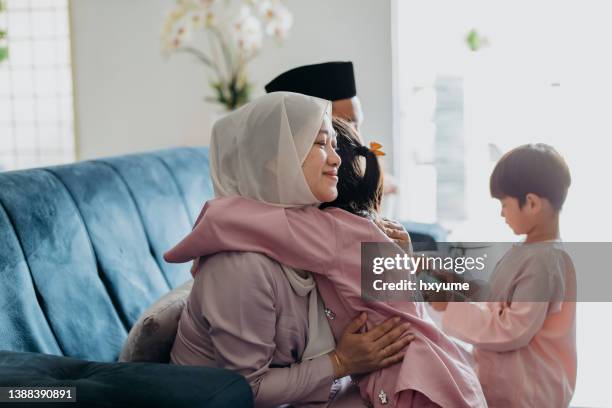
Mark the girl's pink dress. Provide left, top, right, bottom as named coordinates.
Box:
left=165, top=196, right=487, bottom=408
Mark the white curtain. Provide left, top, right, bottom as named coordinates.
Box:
left=395, top=1, right=612, bottom=406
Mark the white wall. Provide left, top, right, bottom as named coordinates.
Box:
left=70, top=0, right=393, bottom=161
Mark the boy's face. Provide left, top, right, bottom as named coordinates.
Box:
left=499, top=196, right=535, bottom=235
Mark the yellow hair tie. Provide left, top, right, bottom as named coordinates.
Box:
left=369, top=141, right=386, bottom=157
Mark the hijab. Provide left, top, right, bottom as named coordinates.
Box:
left=208, top=92, right=336, bottom=360
left=210, top=91, right=329, bottom=206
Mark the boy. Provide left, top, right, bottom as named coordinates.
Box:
left=442, top=143, right=576, bottom=407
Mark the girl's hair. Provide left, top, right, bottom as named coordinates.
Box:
left=320, top=118, right=384, bottom=219
left=490, top=143, right=571, bottom=210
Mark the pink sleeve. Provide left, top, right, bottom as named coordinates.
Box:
left=187, top=203, right=208, bottom=276
left=165, top=197, right=345, bottom=274
left=443, top=250, right=566, bottom=352
left=442, top=301, right=549, bottom=352
left=197, top=252, right=335, bottom=406
left=256, top=357, right=336, bottom=406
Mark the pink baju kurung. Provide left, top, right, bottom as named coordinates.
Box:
left=170, top=251, right=349, bottom=407
left=165, top=196, right=487, bottom=408
left=442, top=242, right=577, bottom=407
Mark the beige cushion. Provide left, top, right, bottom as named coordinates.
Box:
left=119, top=279, right=193, bottom=363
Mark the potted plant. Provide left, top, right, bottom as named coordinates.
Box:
left=161, top=0, right=292, bottom=111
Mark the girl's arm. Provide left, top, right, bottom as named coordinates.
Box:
left=164, top=196, right=379, bottom=275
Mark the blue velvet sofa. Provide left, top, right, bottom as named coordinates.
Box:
left=0, top=147, right=253, bottom=407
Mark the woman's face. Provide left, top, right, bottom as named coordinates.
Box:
left=302, top=116, right=341, bottom=202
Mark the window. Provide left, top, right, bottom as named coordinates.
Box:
left=0, top=0, right=75, bottom=172
left=394, top=0, right=612, bottom=242
left=394, top=1, right=612, bottom=406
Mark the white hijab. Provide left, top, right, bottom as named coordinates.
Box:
left=211, top=91, right=326, bottom=206
left=209, top=92, right=336, bottom=360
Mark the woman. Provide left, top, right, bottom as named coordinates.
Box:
left=169, top=92, right=413, bottom=407
left=166, top=106, right=487, bottom=406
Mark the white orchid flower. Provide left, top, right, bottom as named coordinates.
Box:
left=232, top=6, right=263, bottom=54
left=161, top=0, right=292, bottom=110
left=258, top=1, right=292, bottom=38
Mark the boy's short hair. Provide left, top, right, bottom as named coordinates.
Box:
left=490, top=143, right=571, bottom=210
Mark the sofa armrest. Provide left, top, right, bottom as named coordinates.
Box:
left=0, top=350, right=253, bottom=408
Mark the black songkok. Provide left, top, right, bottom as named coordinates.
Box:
left=265, top=61, right=357, bottom=101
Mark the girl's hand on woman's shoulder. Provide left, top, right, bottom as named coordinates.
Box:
left=381, top=218, right=412, bottom=253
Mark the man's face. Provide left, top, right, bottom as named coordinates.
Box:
left=331, top=96, right=364, bottom=131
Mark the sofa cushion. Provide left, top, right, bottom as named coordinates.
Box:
left=0, top=350, right=253, bottom=408
left=0, top=169, right=128, bottom=361
left=0, top=147, right=212, bottom=361
left=49, top=161, right=174, bottom=329
left=99, top=153, right=196, bottom=288
left=0, top=205, right=62, bottom=356
left=119, top=280, right=193, bottom=363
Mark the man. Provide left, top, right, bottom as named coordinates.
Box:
left=265, top=61, right=364, bottom=130
left=265, top=61, right=399, bottom=197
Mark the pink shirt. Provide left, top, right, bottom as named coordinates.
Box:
left=442, top=243, right=577, bottom=407
left=170, top=251, right=342, bottom=407
left=165, top=197, right=487, bottom=407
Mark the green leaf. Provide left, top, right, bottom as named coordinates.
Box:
left=0, top=47, right=8, bottom=63
left=208, top=76, right=252, bottom=111
left=465, top=29, right=489, bottom=52
left=466, top=30, right=479, bottom=51
left=0, top=30, right=6, bottom=40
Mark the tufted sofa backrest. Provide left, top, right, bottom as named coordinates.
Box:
left=0, top=148, right=213, bottom=362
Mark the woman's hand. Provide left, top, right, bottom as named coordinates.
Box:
left=329, top=313, right=414, bottom=378
left=381, top=218, right=412, bottom=253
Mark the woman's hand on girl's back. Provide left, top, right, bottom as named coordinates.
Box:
left=329, top=313, right=414, bottom=378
